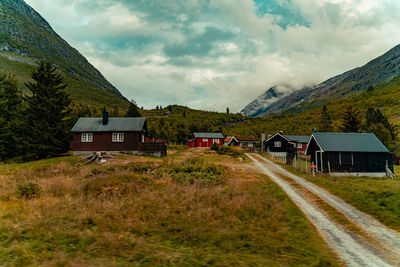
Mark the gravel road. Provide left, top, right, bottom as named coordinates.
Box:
left=247, top=153, right=399, bottom=266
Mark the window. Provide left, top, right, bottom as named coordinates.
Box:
left=203, top=138, right=208, bottom=142
left=81, top=133, right=93, bottom=142
left=340, top=152, right=353, bottom=165
left=112, top=133, right=124, bottom=142
left=213, top=138, right=219, bottom=144
left=297, top=143, right=303, bottom=148
left=274, top=141, right=281, bottom=147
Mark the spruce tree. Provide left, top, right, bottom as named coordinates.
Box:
left=21, top=61, right=71, bottom=160
left=340, top=105, right=361, bottom=133
left=318, top=105, right=333, bottom=132
left=0, top=73, right=22, bottom=160
left=125, top=100, right=141, bottom=117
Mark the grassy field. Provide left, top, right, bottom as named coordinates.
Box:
left=0, top=149, right=341, bottom=266
left=281, top=162, right=400, bottom=232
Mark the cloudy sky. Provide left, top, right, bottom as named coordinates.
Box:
left=25, top=0, right=400, bottom=112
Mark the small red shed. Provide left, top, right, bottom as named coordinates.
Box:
left=188, top=132, right=224, bottom=148
left=284, top=135, right=310, bottom=153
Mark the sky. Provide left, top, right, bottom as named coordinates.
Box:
left=24, top=0, right=400, bottom=112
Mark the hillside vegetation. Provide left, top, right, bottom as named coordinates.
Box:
left=0, top=150, right=340, bottom=266
left=0, top=0, right=129, bottom=109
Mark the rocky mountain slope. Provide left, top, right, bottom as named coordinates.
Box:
left=0, top=0, right=128, bottom=108
left=241, top=85, right=310, bottom=117
left=243, top=44, right=400, bottom=117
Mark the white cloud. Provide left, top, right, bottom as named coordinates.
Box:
left=25, top=0, right=400, bottom=112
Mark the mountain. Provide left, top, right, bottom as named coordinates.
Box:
left=0, top=0, right=129, bottom=108
left=241, top=85, right=309, bottom=117
left=244, top=44, right=400, bottom=117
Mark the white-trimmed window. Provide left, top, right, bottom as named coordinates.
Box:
left=297, top=143, right=302, bottom=148
left=81, top=133, right=93, bottom=142
left=112, top=133, right=124, bottom=142
left=203, top=138, right=208, bottom=142
left=274, top=141, right=281, bottom=147
left=213, top=138, right=219, bottom=144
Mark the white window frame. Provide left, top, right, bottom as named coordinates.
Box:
left=213, top=138, right=219, bottom=144
left=81, top=133, right=93, bottom=143
left=203, top=138, right=208, bottom=142
left=274, top=141, right=281, bottom=147
left=112, top=133, right=124, bottom=142
left=297, top=143, right=302, bottom=148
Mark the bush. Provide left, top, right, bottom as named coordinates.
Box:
left=213, top=146, right=245, bottom=158
left=169, top=159, right=224, bottom=184
left=17, top=182, right=41, bottom=198
left=210, top=143, right=219, bottom=151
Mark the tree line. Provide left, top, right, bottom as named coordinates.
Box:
left=319, top=104, right=397, bottom=149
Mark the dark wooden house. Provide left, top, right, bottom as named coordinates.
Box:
left=188, top=132, right=224, bottom=148
left=70, top=111, right=166, bottom=156
left=306, top=132, right=393, bottom=177
left=264, top=133, right=297, bottom=163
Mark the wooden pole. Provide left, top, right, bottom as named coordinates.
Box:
left=306, top=160, right=308, bottom=174
left=328, top=161, right=331, bottom=174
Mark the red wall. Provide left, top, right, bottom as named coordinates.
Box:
left=188, top=138, right=223, bottom=148
left=296, top=143, right=307, bottom=152
left=71, top=132, right=142, bottom=151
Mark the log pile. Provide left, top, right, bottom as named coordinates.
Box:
left=79, top=152, right=113, bottom=165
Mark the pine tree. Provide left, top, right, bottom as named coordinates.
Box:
left=21, top=61, right=71, bottom=160
left=340, top=105, right=361, bottom=133
left=0, top=73, right=22, bottom=160
left=226, top=107, right=230, bottom=114
left=318, top=105, right=333, bottom=132
left=125, top=100, right=141, bottom=117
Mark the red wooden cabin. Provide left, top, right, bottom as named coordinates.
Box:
left=188, top=132, right=224, bottom=148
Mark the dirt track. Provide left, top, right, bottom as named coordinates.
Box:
left=247, top=153, right=400, bottom=267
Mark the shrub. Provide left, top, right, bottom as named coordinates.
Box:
left=16, top=182, right=41, bottom=198
left=210, top=143, right=219, bottom=151
left=169, top=159, right=224, bottom=184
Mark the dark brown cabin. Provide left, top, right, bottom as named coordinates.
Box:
left=70, top=111, right=166, bottom=156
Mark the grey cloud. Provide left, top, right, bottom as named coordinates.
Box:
left=163, top=26, right=236, bottom=58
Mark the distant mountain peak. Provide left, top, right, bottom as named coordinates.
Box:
left=242, top=44, right=400, bottom=117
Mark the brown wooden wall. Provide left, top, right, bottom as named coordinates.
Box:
left=70, top=132, right=141, bottom=151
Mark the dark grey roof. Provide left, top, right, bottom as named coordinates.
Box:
left=284, top=135, right=310, bottom=143
left=71, top=117, right=146, bottom=132
left=312, top=132, right=389, bottom=153
left=194, top=132, right=224, bottom=139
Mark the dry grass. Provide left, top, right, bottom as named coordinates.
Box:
left=0, top=152, right=340, bottom=266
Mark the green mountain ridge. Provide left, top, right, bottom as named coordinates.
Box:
left=0, top=0, right=129, bottom=108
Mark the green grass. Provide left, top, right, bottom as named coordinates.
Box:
left=0, top=151, right=341, bottom=266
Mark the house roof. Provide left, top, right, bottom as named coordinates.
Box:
left=284, top=135, right=310, bottom=143
left=235, top=135, right=259, bottom=141
left=71, top=117, right=146, bottom=132
left=194, top=132, right=224, bottom=139
left=265, top=133, right=290, bottom=143
left=309, top=132, right=390, bottom=153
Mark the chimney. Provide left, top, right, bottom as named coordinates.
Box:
left=102, top=109, right=109, bottom=125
